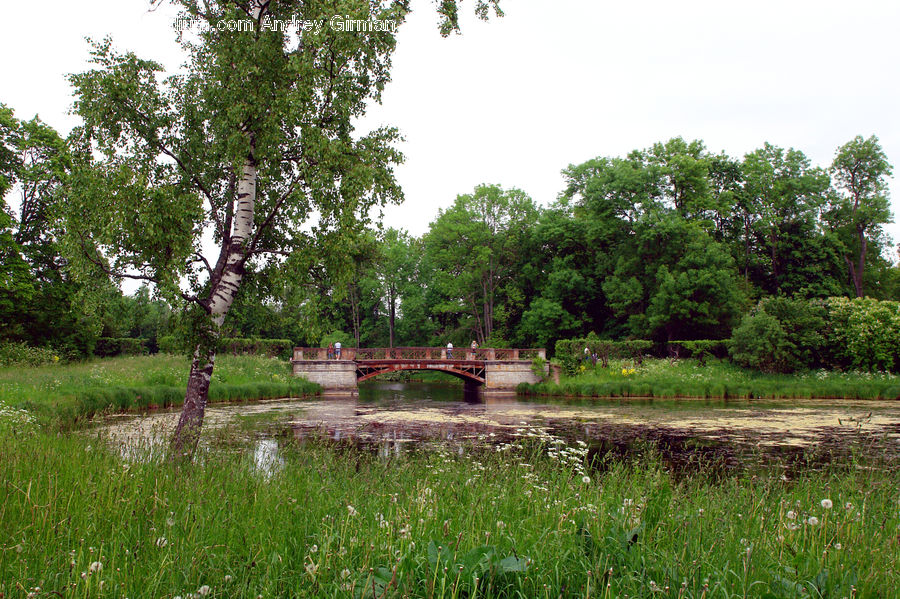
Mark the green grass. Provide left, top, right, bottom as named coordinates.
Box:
left=0, top=419, right=897, bottom=598
left=0, top=354, right=319, bottom=428
left=522, top=358, right=900, bottom=400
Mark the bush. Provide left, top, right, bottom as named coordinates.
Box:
left=729, top=297, right=826, bottom=373
left=94, top=338, right=147, bottom=358
left=0, top=342, right=61, bottom=367
left=554, top=336, right=653, bottom=368
left=157, top=336, right=293, bottom=359
left=824, top=297, right=900, bottom=372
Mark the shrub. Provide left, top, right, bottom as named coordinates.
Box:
left=157, top=336, right=293, bottom=359
left=0, top=342, right=61, bottom=367
left=729, top=297, right=826, bottom=373
left=94, top=338, right=147, bottom=358
left=824, top=297, right=900, bottom=372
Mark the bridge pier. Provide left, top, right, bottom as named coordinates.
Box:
left=483, top=361, right=544, bottom=390
left=292, top=360, right=358, bottom=393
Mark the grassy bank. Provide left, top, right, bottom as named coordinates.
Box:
left=522, top=359, right=900, bottom=400
left=1, top=421, right=897, bottom=598
left=0, top=354, right=319, bottom=428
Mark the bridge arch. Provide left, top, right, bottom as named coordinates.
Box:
left=356, top=363, right=485, bottom=384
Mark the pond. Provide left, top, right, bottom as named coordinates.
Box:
left=94, top=381, right=900, bottom=474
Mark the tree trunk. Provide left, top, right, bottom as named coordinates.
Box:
left=170, top=158, right=256, bottom=459
left=170, top=344, right=216, bottom=459
left=845, top=225, right=867, bottom=298
left=389, top=283, right=395, bottom=348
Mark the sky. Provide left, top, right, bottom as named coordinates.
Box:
left=2, top=0, right=899, bottom=256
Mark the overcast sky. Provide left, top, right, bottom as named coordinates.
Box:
left=2, top=0, right=898, bottom=256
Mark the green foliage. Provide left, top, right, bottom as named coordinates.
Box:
left=729, top=297, right=827, bottom=373
left=825, top=297, right=900, bottom=372
left=530, top=356, right=547, bottom=381
left=0, top=342, right=61, bottom=367
left=94, top=337, right=147, bottom=357
left=219, top=338, right=293, bottom=359
left=320, top=330, right=353, bottom=348
left=159, top=335, right=293, bottom=359
left=667, top=340, right=728, bottom=362
left=521, top=358, right=900, bottom=400
left=825, top=135, right=894, bottom=297
left=425, top=184, right=539, bottom=345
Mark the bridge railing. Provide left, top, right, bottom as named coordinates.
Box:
left=292, top=347, right=545, bottom=361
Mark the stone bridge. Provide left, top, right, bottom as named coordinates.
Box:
left=292, top=346, right=546, bottom=393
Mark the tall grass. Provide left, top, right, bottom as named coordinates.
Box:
left=523, top=358, right=900, bottom=400
left=0, top=354, right=319, bottom=428
left=1, top=422, right=896, bottom=598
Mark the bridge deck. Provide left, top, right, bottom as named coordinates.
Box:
left=292, top=346, right=545, bottom=362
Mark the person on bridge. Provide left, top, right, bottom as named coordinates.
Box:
left=446, top=342, right=453, bottom=359
left=327, top=342, right=334, bottom=360
left=335, top=341, right=342, bottom=359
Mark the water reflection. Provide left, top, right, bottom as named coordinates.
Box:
left=93, top=381, right=900, bottom=473
left=253, top=439, right=283, bottom=478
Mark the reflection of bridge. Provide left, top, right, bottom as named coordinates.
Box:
left=292, top=347, right=546, bottom=393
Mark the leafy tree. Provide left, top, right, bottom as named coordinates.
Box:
left=62, top=0, right=506, bottom=457
left=826, top=135, right=894, bottom=297
left=645, top=234, right=744, bottom=341
left=646, top=137, right=711, bottom=218
left=375, top=228, right=417, bottom=347
left=740, top=143, right=830, bottom=296
left=425, top=184, right=538, bottom=345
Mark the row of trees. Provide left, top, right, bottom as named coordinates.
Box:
left=3, top=99, right=896, bottom=359
left=271, top=136, right=896, bottom=352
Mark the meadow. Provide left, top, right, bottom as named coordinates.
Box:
left=523, top=359, right=900, bottom=401
left=0, top=354, right=319, bottom=428
left=1, top=413, right=897, bottom=599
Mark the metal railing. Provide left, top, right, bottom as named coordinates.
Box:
left=292, top=346, right=545, bottom=361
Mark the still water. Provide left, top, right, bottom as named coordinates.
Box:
left=96, top=381, right=900, bottom=472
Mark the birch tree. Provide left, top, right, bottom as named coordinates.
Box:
left=63, top=0, right=503, bottom=458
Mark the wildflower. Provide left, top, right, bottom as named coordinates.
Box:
left=821, top=499, right=833, bottom=509
left=156, top=537, right=168, bottom=548
left=347, top=505, right=358, bottom=517
left=807, top=516, right=820, bottom=526
left=305, top=562, right=318, bottom=576
left=341, top=568, right=351, bottom=579
left=89, top=561, right=103, bottom=574
left=582, top=475, right=591, bottom=484
left=224, top=575, right=233, bottom=583
left=310, top=544, right=318, bottom=554
left=166, top=515, right=176, bottom=527
left=786, top=510, right=796, bottom=520
left=845, top=502, right=853, bottom=510
left=198, top=585, right=211, bottom=596
left=497, top=520, right=506, bottom=529
left=834, top=543, right=842, bottom=550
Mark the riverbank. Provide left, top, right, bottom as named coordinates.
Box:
left=0, top=354, right=320, bottom=429
left=521, top=359, right=900, bottom=400
left=1, top=421, right=896, bottom=598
